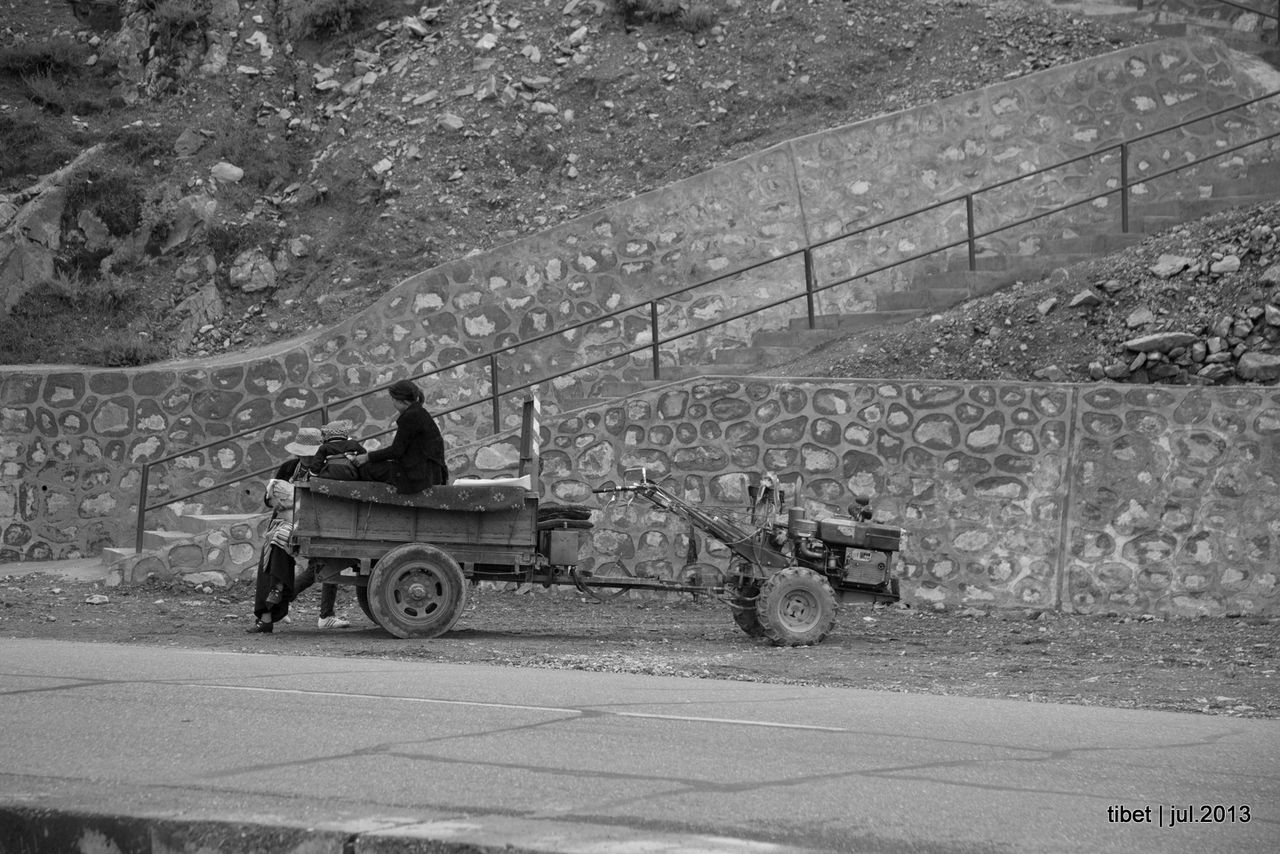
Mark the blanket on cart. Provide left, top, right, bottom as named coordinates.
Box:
left=305, top=478, right=531, bottom=512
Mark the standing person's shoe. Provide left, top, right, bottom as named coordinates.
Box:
left=246, top=620, right=274, bottom=634
left=317, top=615, right=351, bottom=629
left=264, top=583, right=284, bottom=606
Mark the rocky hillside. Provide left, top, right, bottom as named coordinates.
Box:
left=0, top=0, right=1148, bottom=366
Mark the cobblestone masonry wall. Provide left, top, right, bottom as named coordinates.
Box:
left=3, top=38, right=1280, bottom=593
left=99, top=376, right=1280, bottom=617
left=536, top=377, right=1279, bottom=617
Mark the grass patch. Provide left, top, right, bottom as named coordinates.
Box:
left=0, top=105, right=80, bottom=184
left=107, top=123, right=179, bottom=165
left=150, top=0, right=213, bottom=53
left=206, top=219, right=278, bottom=265
left=616, top=0, right=720, bottom=33
left=65, top=170, right=146, bottom=235
left=43, top=270, right=141, bottom=313
left=213, top=124, right=311, bottom=190
left=0, top=271, right=168, bottom=366
left=83, top=333, right=172, bottom=366
left=0, top=36, right=88, bottom=77
left=282, top=0, right=379, bottom=40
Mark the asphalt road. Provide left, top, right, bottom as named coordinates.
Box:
left=0, top=638, right=1276, bottom=853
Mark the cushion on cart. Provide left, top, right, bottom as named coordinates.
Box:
left=306, top=479, right=530, bottom=512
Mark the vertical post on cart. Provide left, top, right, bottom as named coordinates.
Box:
left=518, top=387, right=541, bottom=494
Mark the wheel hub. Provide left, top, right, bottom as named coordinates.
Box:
left=390, top=568, right=440, bottom=617
left=782, top=591, right=818, bottom=629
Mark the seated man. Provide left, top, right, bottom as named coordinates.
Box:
left=353, top=379, right=449, bottom=493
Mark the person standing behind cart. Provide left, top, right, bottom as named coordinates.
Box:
left=290, top=419, right=365, bottom=629
left=249, top=426, right=324, bottom=633
left=352, top=379, right=449, bottom=493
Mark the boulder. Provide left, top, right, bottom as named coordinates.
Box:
left=210, top=162, right=244, bottom=183
left=1236, top=351, right=1280, bottom=382
left=228, top=248, right=278, bottom=293
left=161, top=193, right=218, bottom=253
left=1123, top=331, right=1198, bottom=353
left=1149, top=254, right=1193, bottom=278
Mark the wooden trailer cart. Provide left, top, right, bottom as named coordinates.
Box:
left=290, top=399, right=605, bottom=638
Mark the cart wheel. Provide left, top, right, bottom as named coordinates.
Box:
left=756, top=567, right=837, bottom=647
left=367, top=543, right=468, bottom=638
left=727, top=580, right=765, bottom=638
left=356, top=584, right=376, bottom=624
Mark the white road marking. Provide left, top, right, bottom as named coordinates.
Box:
left=194, top=683, right=848, bottom=731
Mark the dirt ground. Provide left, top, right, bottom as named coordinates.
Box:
left=2, top=571, right=1276, bottom=720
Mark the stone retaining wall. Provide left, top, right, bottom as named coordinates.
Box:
left=3, top=37, right=1280, bottom=567
left=96, top=376, right=1280, bottom=618
left=522, top=377, right=1279, bottom=617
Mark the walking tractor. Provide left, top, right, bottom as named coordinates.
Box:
left=592, top=469, right=903, bottom=646
left=289, top=398, right=904, bottom=645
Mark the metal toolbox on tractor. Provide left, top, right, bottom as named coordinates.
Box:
left=818, top=518, right=902, bottom=552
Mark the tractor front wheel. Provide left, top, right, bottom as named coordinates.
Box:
left=756, top=567, right=837, bottom=647
left=727, top=580, right=765, bottom=638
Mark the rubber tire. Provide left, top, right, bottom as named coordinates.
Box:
left=727, top=580, right=766, bottom=638
left=755, top=567, right=837, bottom=647
left=366, top=543, right=468, bottom=638
left=356, top=584, right=376, bottom=624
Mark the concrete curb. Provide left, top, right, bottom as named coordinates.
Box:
left=0, top=804, right=804, bottom=854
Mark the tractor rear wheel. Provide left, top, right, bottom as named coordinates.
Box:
left=756, top=567, right=837, bottom=647
left=366, top=543, right=468, bottom=638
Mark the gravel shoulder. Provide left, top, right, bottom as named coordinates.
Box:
left=3, top=572, right=1276, bottom=719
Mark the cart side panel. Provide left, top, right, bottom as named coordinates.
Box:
left=295, top=487, right=536, bottom=550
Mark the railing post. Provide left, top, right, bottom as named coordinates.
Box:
left=803, top=249, right=817, bottom=329
left=489, top=354, right=501, bottom=433
left=134, top=463, right=150, bottom=553
left=650, top=301, right=661, bottom=381
left=1120, top=141, right=1130, bottom=234
left=965, top=194, right=977, bottom=272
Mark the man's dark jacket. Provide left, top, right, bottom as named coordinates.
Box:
left=366, top=402, right=448, bottom=493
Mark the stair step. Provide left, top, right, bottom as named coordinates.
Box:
left=788, top=310, right=926, bottom=332
left=652, top=365, right=726, bottom=381
left=751, top=328, right=849, bottom=348
left=876, top=289, right=969, bottom=312
left=558, top=397, right=611, bottom=411
left=972, top=253, right=1095, bottom=273
left=172, top=511, right=269, bottom=536
left=100, top=546, right=135, bottom=565
left=1135, top=217, right=1182, bottom=234
left=906, top=270, right=1009, bottom=292
left=1043, top=232, right=1149, bottom=254
left=1133, top=195, right=1276, bottom=219
left=710, top=346, right=802, bottom=366
left=142, top=529, right=194, bottom=550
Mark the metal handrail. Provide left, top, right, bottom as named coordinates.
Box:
left=1208, top=0, right=1279, bottom=27
left=134, top=87, right=1280, bottom=550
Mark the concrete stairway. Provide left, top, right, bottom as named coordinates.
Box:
left=556, top=158, right=1280, bottom=412
left=1046, top=0, right=1280, bottom=53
